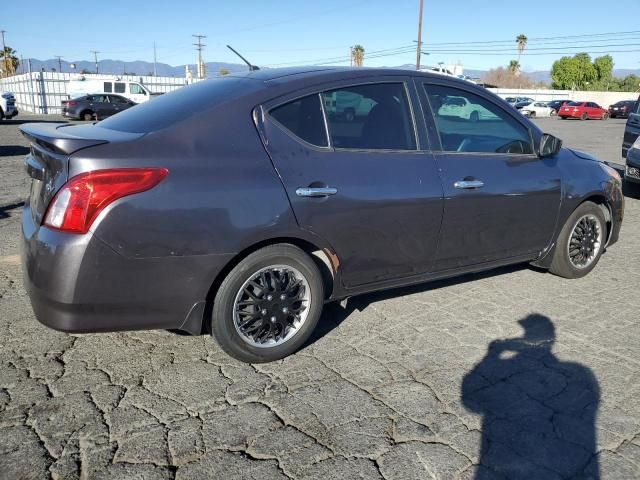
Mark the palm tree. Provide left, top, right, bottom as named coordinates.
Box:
left=351, top=45, right=365, bottom=67
left=516, top=34, right=528, bottom=64
left=0, top=46, right=19, bottom=77
left=508, top=60, right=521, bottom=76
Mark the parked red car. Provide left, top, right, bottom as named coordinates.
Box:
left=558, top=101, right=609, bottom=120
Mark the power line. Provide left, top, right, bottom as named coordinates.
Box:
left=91, top=50, right=100, bottom=74
left=192, top=34, right=206, bottom=79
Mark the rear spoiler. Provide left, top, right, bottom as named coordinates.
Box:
left=20, top=123, right=143, bottom=155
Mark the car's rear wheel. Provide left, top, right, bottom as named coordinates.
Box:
left=81, top=110, right=94, bottom=121
left=602, top=112, right=609, bottom=120
left=211, top=244, right=324, bottom=363
left=549, top=201, right=606, bottom=279
left=529, top=111, right=536, bottom=118
left=580, top=112, right=588, bottom=121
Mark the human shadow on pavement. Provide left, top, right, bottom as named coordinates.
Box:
left=461, top=314, right=600, bottom=479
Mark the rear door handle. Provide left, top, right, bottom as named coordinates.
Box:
left=454, top=179, right=484, bottom=189
left=295, top=187, right=338, bottom=197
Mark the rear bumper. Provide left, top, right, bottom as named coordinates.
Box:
left=22, top=204, right=233, bottom=334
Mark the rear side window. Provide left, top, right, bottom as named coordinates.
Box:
left=634, top=99, right=640, bottom=114
left=321, top=83, right=416, bottom=150
left=270, top=94, right=328, bottom=147
left=424, top=84, right=533, bottom=154
left=114, top=82, right=126, bottom=93
left=99, top=77, right=262, bottom=133
left=103, top=82, right=113, bottom=93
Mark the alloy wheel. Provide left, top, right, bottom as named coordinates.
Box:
left=233, top=265, right=310, bottom=348
left=567, top=214, right=602, bottom=269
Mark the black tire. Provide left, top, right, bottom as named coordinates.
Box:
left=580, top=112, right=587, bottom=121
left=602, top=112, right=609, bottom=120
left=81, top=110, right=94, bottom=121
left=211, top=244, right=324, bottom=363
left=549, top=201, right=607, bottom=279
left=529, top=111, right=536, bottom=118
left=469, top=111, right=479, bottom=122
left=0, top=107, right=4, bottom=120
left=559, top=116, right=566, bottom=120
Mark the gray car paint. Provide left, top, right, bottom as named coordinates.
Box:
left=20, top=67, right=624, bottom=336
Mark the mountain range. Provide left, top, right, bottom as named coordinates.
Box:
left=21, top=58, right=640, bottom=84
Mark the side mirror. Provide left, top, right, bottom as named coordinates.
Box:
left=539, top=133, right=562, bottom=158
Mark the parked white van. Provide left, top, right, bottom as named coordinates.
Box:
left=67, top=77, right=154, bottom=103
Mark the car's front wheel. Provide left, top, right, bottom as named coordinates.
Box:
left=211, top=244, right=324, bottom=363
left=549, top=201, right=607, bottom=279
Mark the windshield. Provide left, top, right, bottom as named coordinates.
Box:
left=98, top=77, right=261, bottom=133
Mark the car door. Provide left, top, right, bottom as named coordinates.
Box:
left=96, top=95, right=115, bottom=118
left=259, top=78, right=444, bottom=288
left=419, top=80, right=561, bottom=271
left=623, top=96, right=640, bottom=157
left=107, top=95, right=129, bottom=116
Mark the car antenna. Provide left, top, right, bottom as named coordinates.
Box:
left=226, top=45, right=260, bottom=71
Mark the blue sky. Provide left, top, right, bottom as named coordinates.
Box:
left=4, top=0, right=640, bottom=72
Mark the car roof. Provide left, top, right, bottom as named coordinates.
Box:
left=227, top=66, right=459, bottom=84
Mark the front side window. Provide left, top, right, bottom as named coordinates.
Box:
left=103, top=82, right=113, bottom=93
left=130, top=83, right=145, bottom=95
left=269, top=94, right=328, bottom=147
left=424, top=84, right=533, bottom=154
left=114, top=82, right=126, bottom=93
left=320, top=83, right=416, bottom=150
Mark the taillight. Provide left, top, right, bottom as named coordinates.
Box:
left=67, top=101, right=77, bottom=107
left=44, top=168, right=168, bottom=234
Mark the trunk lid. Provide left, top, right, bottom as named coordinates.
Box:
left=20, top=122, right=143, bottom=225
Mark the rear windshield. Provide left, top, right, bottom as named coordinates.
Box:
left=567, top=101, right=582, bottom=106
left=98, top=77, right=261, bottom=133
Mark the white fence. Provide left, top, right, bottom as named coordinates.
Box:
left=488, top=88, right=637, bottom=107
left=0, top=72, right=199, bottom=114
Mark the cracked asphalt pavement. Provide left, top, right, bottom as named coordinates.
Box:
left=1, top=115, right=639, bottom=479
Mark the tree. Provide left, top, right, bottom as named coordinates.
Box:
left=0, top=46, right=19, bottom=77
left=482, top=66, right=534, bottom=88
left=508, top=60, right=520, bottom=75
left=550, top=53, right=596, bottom=89
left=592, top=55, right=614, bottom=89
left=516, top=34, right=528, bottom=64
left=80, top=68, right=92, bottom=75
left=219, top=67, right=230, bottom=76
left=351, top=45, right=365, bottom=67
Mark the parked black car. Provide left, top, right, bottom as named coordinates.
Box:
left=21, top=67, right=624, bottom=363
left=546, top=99, right=571, bottom=113
left=62, top=94, right=136, bottom=121
left=622, top=94, right=640, bottom=158
left=608, top=100, right=636, bottom=119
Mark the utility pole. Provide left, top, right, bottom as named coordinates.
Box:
left=192, top=34, right=206, bottom=79
left=153, top=41, right=157, bottom=76
left=1, top=30, right=8, bottom=77
left=54, top=55, right=63, bottom=73
left=91, top=50, right=100, bottom=74
left=416, top=0, right=424, bottom=70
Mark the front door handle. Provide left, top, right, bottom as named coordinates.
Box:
left=295, top=187, right=338, bottom=197
left=454, top=179, right=484, bottom=189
